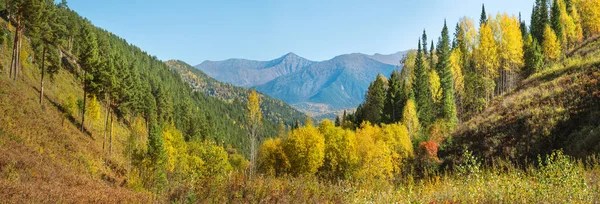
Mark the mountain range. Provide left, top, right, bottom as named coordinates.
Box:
left=194, top=51, right=407, bottom=118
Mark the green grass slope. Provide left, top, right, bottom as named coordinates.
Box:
left=444, top=37, right=600, bottom=164
left=0, top=20, right=149, bottom=202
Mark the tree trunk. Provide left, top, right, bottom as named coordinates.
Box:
left=68, top=37, right=73, bottom=53
left=81, top=71, right=87, bottom=133
left=40, top=46, right=46, bottom=105
left=103, top=94, right=109, bottom=151
left=14, top=24, right=21, bottom=81
left=249, top=125, right=256, bottom=178
left=109, top=100, right=114, bottom=154
left=9, top=19, right=19, bottom=79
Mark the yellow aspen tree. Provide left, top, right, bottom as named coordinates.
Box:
left=498, top=13, right=524, bottom=93
left=558, top=0, right=577, bottom=48
left=354, top=122, right=393, bottom=181
left=162, top=122, right=186, bottom=173
left=318, top=120, right=358, bottom=179
left=569, top=4, right=584, bottom=45
left=284, top=124, right=325, bottom=176
left=400, top=50, right=417, bottom=91
left=401, top=99, right=420, bottom=140
left=380, top=123, right=413, bottom=175
left=126, top=116, right=148, bottom=158
left=247, top=89, right=262, bottom=176
left=429, top=70, right=442, bottom=103
left=474, top=22, right=499, bottom=103
left=543, top=24, right=562, bottom=62
left=575, top=0, right=600, bottom=38
left=449, top=48, right=465, bottom=97
left=258, top=137, right=289, bottom=176
left=62, top=94, right=77, bottom=127
left=459, top=17, right=478, bottom=54
left=86, top=95, right=101, bottom=136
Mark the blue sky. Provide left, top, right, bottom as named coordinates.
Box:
left=67, top=0, right=534, bottom=65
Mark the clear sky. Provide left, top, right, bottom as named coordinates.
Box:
left=66, top=0, right=535, bottom=65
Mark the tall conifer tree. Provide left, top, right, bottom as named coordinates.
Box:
left=436, top=20, right=458, bottom=123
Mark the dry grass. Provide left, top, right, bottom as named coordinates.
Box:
left=0, top=19, right=150, bottom=203
left=450, top=37, right=600, bottom=162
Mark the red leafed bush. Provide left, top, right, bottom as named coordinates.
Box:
left=419, top=141, right=441, bottom=163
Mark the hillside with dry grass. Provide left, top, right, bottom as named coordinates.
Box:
left=443, top=37, right=600, bottom=165
left=0, top=19, right=149, bottom=202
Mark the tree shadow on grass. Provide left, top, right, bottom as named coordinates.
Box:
left=33, top=85, right=94, bottom=140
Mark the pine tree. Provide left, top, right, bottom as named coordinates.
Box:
left=147, top=122, right=167, bottom=194
left=413, top=39, right=433, bottom=126
left=383, top=71, right=405, bottom=123
left=429, top=40, right=435, bottom=67
left=436, top=20, right=458, bottom=123
left=78, top=22, right=100, bottom=133
left=361, top=74, right=387, bottom=124
left=551, top=0, right=564, bottom=43
left=524, top=34, right=545, bottom=76
left=422, top=30, right=428, bottom=56
left=531, top=0, right=551, bottom=44
left=520, top=12, right=529, bottom=39
left=8, top=0, right=25, bottom=81
left=480, top=4, right=488, bottom=25
left=26, top=1, right=63, bottom=105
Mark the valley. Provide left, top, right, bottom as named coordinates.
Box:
left=1, top=0, right=600, bottom=203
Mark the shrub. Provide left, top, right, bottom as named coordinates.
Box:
left=258, top=137, right=289, bottom=176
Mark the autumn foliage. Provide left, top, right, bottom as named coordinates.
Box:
left=258, top=120, right=413, bottom=182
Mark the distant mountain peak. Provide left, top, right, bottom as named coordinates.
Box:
left=273, top=52, right=308, bottom=63
left=283, top=52, right=298, bottom=58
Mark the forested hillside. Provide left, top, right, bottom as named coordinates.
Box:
left=0, top=0, right=288, bottom=202
left=165, top=60, right=306, bottom=127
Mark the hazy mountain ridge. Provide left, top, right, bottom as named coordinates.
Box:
left=365, top=51, right=407, bottom=66
left=256, top=53, right=397, bottom=109
left=196, top=52, right=315, bottom=87
left=195, top=51, right=405, bottom=118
